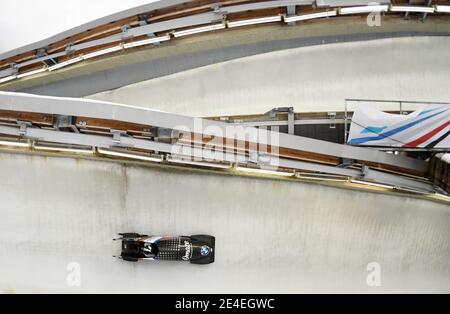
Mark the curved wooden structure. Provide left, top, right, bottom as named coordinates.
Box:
left=1, top=0, right=450, bottom=84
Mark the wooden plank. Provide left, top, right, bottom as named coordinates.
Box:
left=47, top=16, right=139, bottom=54
left=0, top=110, right=53, bottom=125
left=75, top=116, right=154, bottom=134
left=0, top=51, right=36, bottom=70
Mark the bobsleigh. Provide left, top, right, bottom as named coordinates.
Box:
left=113, top=233, right=215, bottom=264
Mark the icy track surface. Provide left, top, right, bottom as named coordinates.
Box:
left=0, top=152, right=449, bottom=293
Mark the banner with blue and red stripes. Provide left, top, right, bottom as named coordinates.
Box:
left=347, top=105, right=450, bottom=148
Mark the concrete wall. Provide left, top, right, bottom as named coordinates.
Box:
left=88, top=36, right=450, bottom=117
left=0, top=152, right=449, bottom=293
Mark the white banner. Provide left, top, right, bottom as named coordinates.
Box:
left=347, top=105, right=450, bottom=148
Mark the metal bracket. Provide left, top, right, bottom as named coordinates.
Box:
left=17, top=121, right=32, bottom=136
left=111, top=129, right=128, bottom=146
left=288, top=110, right=296, bottom=134
left=337, top=157, right=356, bottom=168
left=65, top=43, right=75, bottom=53
left=54, top=115, right=72, bottom=129
left=54, top=115, right=80, bottom=133
left=137, top=16, right=158, bottom=41
left=76, top=120, right=87, bottom=127
left=121, top=24, right=132, bottom=39
left=211, top=3, right=222, bottom=13
left=361, top=165, right=369, bottom=175
left=138, top=14, right=148, bottom=26
left=36, top=48, right=48, bottom=58
left=286, top=5, right=297, bottom=26
left=212, top=3, right=226, bottom=22
left=7, top=63, right=19, bottom=75
left=421, top=0, right=432, bottom=22
left=328, top=112, right=336, bottom=129
left=36, top=47, right=57, bottom=66
left=265, top=107, right=295, bottom=134
left=265, top=107, right=294, bottom=118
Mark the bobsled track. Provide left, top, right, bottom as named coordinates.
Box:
left=1, top=0, right=450, bottom=294
left=0, top=151, right=449, bottom=293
